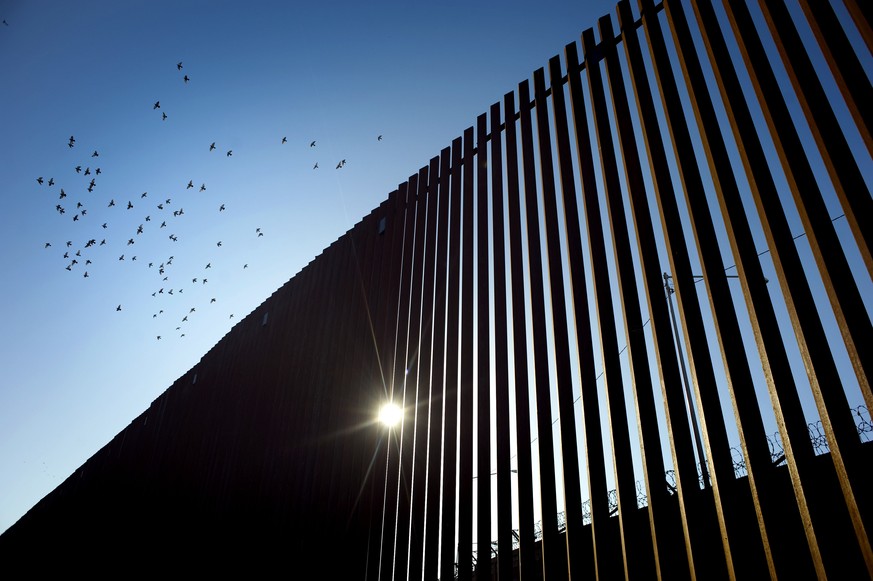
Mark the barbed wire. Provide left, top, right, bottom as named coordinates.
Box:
left=460, top=405, right=871, bottom=577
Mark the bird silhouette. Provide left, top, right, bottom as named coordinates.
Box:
left=216, top=241, right=222, bottom=247
left=66, top=241, right=72, bottom=247
left=226, top=150, right=232, bottom=157
left=162, top=112, right=167, bottom=121
left=378, top=135, right=383, bottom=141
left=92, top=150, right=99, bottom=157
left=69, top=135, right=76, bottom=148
left=119, top=255, right=124, bottom=260
left=117, top=305, right=122, bottom=311
left=141, top=192, right=147, bottom=198
left=199, top=184, right=206, bottom=192
left=160, top=221, right=167, bottom=228
left=183, top=75, right=190, bottom=83
left=219, top=204, right=225, bottom=211
left=210, top=142, right=216, bottom=151
left=44, top=242, right=51, bottom=248
left=310, top=141, right=316, bottom=147
left=84, top=271, right=89, bottom=278
left=37, top=177, right=43, bottom=185
left=210, top=298, right=216, bottom=303
left=187, top=180, right=193, bottom=189
left=127, top=239, right=134, bottom=245
left=313, top=162, right=318, bottom=169
left=154, top=101, right=160, bottom=109
left=95, top=168, right=101, bottom=175
left=75, top=166, right=81, bottom=173
left=48, top=178, right=54, bottom=186
left=205, top=263, right=211, bottom=269
left=59, top=189, right=66, bottom=199
left=127, top=201, right=133, bottom=209
left=177, top=62, right=183, bottom=70
left=281, top=136, right=287, bottom=144
left=84, top=167, right=90, bottom=175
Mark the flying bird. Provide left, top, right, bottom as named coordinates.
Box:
left=313, top=162, right=318, bottom=169
left=68, top=135, right=75, bottom=148
left=177, top=62, right=183, bottom=70
left=378, top=135, right=382, bottom=141
left=205, top=263, right=211, bottom=269
left=127, top=201, right=133, bottom=209
left=210, top=142, right=216, bottom=151
left=108, top=199, right=115, bottom=207
left=95, top=168, right=101, bottom=175
left=199, top=184, right=206, bottom=192
left=44, top=242, right=51, bottom=248
left=183, top=75, right=190, bottom=83
left=226, top=150, right=232, bottom=157
left=141, top=192, right=147, bottom=198
left=219, top=204, right=225, bottom=211
left=92, top=150, right=99, bottom=157
left=154, top=101, right=160, bottom=109
left=66, top=241, right=72, bottom=247
left=37, top=177, right=43, bottom=185
left=48, top=178, right=54, bottom=186
left=84, top=167, right=90, bottom=175
left=162, top=112, right=167, bottom=121
left=59, top=189, right=66, bottom=199
left=216, top=241, right=222, bottom=247
left=117, top=305, right=122, bottom=311
left=210, top=298, right=216, bottom=303
left=310, top=141, right=316, bottom=147
left=281, top=136, right=287, bottom=144
left=187, top=180, right=193, bottom=189
left=75, top=166, right=81, bottom=173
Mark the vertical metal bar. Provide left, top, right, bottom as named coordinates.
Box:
left=504, top=89, right=541, bottom=581
left=475, top=112, right=492, bottom=581
left=571, top=32, right=688, bottom=580
left=407, top=168, right=432, bottom=581
left=374, top=193, right=403, bottom=580
left=536, top=62, right=602, bottom=580
left=641, top=1, right=777, bottom=575
left=690, top=0, right=870, bottom=575
left=797, top=0, right=872, bottom=155
left=721, top=0, right=873, bottom=572
left=518, top=78, right=563, bottom=580
left=759, top=0, right=873, bottom=278
left=454, top=127, right=474, bottom=581
left=490, top=100, right=514, bottom=581
left=581, top=26, right=674, bottom=579
left=440, top=141, right=463, bottom=581
left=636, top=0, right=747, bottom=576
left=613, top=5, right=720, bottom=579
left=422, top=155, right=445, bottom=581
left=657, top=1, right=827, bottom=577
left=392, top=182, right=416, bottom=581
left=842, top=0, right=873, bottom=54
left=727, top=3, right=873, bottom=410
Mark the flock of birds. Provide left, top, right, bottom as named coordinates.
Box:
left=35, top=60, right=384, bottom=341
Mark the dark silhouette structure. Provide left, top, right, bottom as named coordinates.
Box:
left=2, top=0, right=871, bottom=578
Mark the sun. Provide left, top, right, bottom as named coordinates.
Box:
left=378, top=402, right=402, bottom=427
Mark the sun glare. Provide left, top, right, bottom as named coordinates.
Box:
left=378, top=403, right=402, bottom=427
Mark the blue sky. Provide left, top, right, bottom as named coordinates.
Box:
left=0, top=0, right=623, bottom=536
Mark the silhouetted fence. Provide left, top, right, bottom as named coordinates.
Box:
left=361, top=0, right=872, bottom=579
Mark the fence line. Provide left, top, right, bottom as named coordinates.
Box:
left=357, top=0, right=871, bottom=579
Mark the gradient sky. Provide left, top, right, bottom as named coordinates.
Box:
left=0, top=0, right=628, bottom=535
